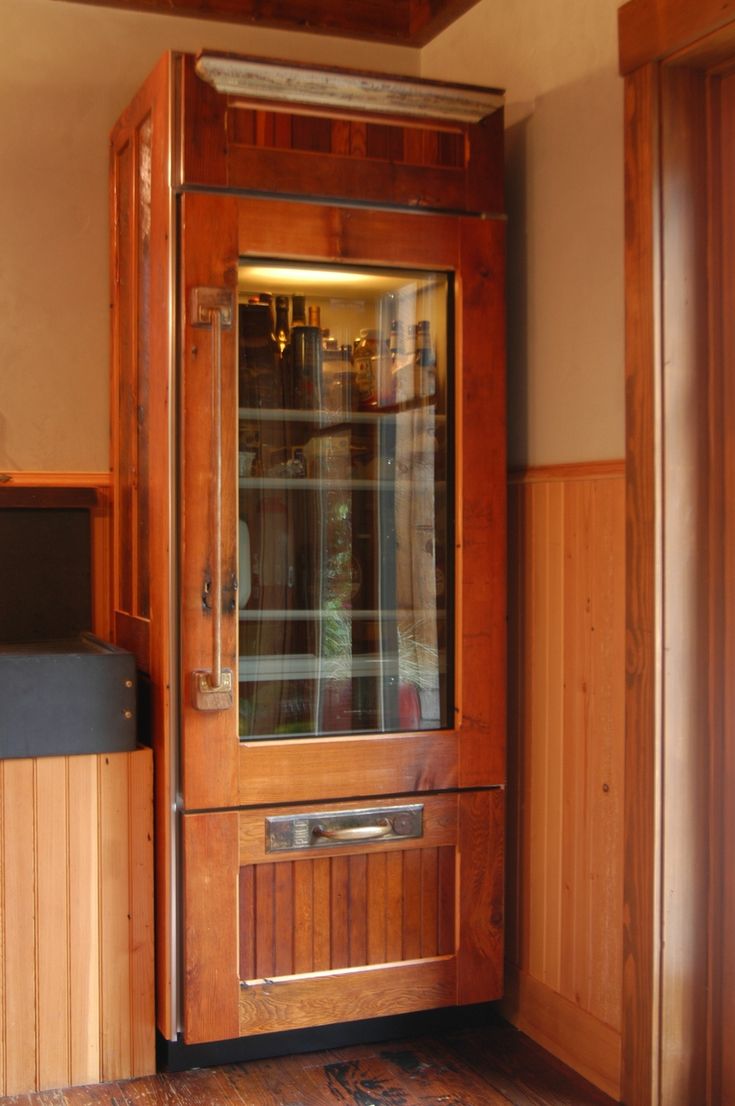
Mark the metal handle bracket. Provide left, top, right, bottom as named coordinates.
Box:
left=190, top=286, right=235, bottom=712
left=265, top=804, right=424, bottom=852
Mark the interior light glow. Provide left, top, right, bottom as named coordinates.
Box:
left=240, top=266, right=375, bottom=287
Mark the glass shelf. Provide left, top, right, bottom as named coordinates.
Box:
left=237, top=258, right=450, bottom=740
left=238, top=402, right=444, bottom=426
left=239, top=476, right=439, bottom=491
left=238, top=608, right=446, bottom=621
left=239, top=653, right=400, bottom=681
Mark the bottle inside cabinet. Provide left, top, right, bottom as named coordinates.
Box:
left=237, top=260, right=451, bottom=741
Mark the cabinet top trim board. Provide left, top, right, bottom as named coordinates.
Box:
left=195, top=51, right=504, bottom=124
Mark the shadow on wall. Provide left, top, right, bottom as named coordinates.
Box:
left=502, top=68, right=624, bottom=470
left=505, top=111, right=531, bottom=471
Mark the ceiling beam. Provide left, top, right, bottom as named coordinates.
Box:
left=49, top=0, right=482, bottom=44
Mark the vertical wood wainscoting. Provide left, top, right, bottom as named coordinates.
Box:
left=0, top=749, right=154, bottom=1095
left=503, top=461, right=625, bottom=1101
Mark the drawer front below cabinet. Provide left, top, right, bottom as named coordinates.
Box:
left=181, top=790, right=504, bottom=1044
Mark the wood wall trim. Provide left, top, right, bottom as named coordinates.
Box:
left=503, top=967, right=622, bottom=1101
left=508, top=459, right=624, bottom=484
left=0, top=471, right=110, bottom=486
left=619, top=0, right=735, bottom=74
left=622, top=61, right=663, bottom=1106
left=620, top=4, right=735, bottom=1101
left=707, top=68, right=735, bottom=1106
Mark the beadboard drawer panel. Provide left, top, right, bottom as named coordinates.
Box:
left=182, top=789, right=504, bottom=1044
left=239, top=846, right=456, bottom=980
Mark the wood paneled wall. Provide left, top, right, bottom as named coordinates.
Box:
left=503, top=461, right=625, bottom=1101
left=0, top=749, right=154, bottom=1095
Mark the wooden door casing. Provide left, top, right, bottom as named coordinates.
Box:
left=181, top=789, right=504, bottom=1044
left=179, top=192, right=506, bottom=813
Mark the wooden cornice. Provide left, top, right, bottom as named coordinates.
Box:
left=195, top=51, right=503, bottom=122
left=50, top=0, right=482, bottom=45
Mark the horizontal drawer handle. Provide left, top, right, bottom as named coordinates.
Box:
left=265, top=804, right=423, bottom=852
left=313, top=819, right=391, bottom=842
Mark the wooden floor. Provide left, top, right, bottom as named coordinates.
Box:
left=2, top=1016, right=618, bottom=1106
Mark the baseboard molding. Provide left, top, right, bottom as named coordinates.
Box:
left=501, top=966, right=621, bottom=1101
left=0, top=470, right=110, bottom=486
left=508, top=459, right=625, bottom=484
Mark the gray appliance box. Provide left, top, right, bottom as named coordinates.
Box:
left=0, top=634, right=137, bottom=759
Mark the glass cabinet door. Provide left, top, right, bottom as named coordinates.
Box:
left=236, top=262, right=451, bottom=741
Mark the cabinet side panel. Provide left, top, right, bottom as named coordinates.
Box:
left=110, top=53, right=175, bottom=1039
left=456, top=217, right=506, bottom=787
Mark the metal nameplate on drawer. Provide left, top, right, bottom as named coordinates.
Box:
left=265, top=804, right=424, bottom=852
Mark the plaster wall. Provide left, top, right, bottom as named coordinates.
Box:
left=422, top=0, right=625, bottom=466
left=0, top=0, right=418, bottom=473
left=0, top=0, right=623, bottom=472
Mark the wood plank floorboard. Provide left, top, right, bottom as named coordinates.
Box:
left=1, top=1018, right=618, bottom=1106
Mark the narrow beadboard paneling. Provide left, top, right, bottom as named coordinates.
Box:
left=504, top=461, right=625, bottom=1097
left=0, top=749, right=154, bottom=1095
left=1, top=759, right=37, bottom=1095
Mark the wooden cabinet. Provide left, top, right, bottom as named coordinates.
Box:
left=110, top=50, right=506, bottom=1059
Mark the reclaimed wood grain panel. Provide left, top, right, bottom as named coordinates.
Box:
left=230, top=107, right=465, bottom=170
left=504, top=462, right=624, bottom=1099
left=239, top=845, right=456, bottom=980
left=239, top=958, right=457, bottom=1037
left=0, top=750, right=154, bottom=1096
left=181, top=811, right=240, bottom=1044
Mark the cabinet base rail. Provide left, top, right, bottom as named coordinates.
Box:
left=156, top=1000, right=500, bottom=1072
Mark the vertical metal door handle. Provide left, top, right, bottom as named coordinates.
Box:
left=191, top=287, right=235, bottom=711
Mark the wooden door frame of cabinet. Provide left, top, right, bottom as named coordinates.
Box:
left=179, top=192, right=506, bottom=812
left=180, top=789, right=504, bottom=1044
left=619, top=3, right=735, bottom=1104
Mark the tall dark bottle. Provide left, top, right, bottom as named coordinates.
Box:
left=290, top=298, right=323, bottom=409
left=239, top=298, right=280, bottom=408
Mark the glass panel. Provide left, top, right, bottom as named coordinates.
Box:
left=237, top=261, right=451, bottom=740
